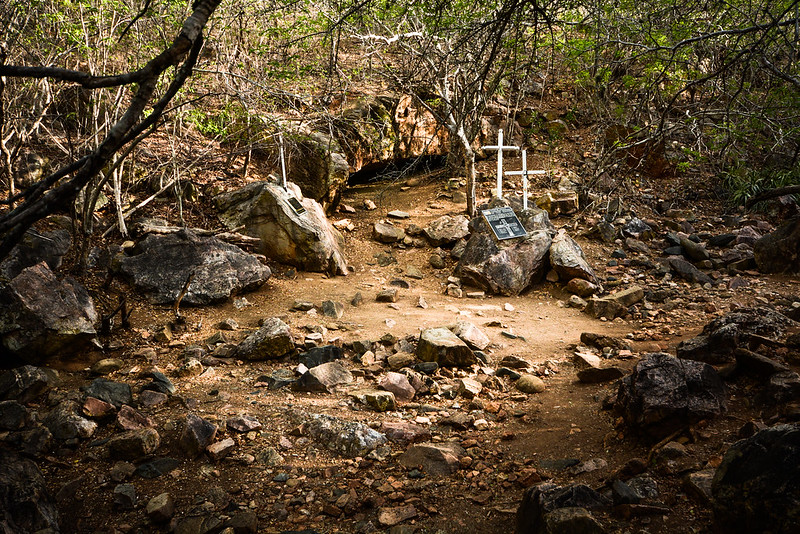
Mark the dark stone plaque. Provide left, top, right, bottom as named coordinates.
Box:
left=286, top=196, right=306, bottom=215
left=481, top=207, right=527, bottom=240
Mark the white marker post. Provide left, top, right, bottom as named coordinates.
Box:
left=481, top=129, right=519, bottom=199
left=279, top=133, right=288, bottom=191
left=504, top=149, right=546, bottom=210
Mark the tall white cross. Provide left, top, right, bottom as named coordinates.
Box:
left=481, top=129, right=519, bottom=199
left=504, top=149, right=547, bottom=210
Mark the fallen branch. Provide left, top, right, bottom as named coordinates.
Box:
left=745, top=184, right=800, bottom=208
left=130, top=222, right=262, bottom=248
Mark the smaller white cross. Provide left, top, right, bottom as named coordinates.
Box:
left=279, top=133, right=288, bottom=190
left=481, top=129, right=519, bottom=199
left=504, top=149, right=547, bottom=210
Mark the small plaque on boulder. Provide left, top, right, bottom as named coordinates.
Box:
left=286, top=196, right=306, bottom=215
left=482, top=207, right=527, bottom=240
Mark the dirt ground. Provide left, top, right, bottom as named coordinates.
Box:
left=30, top=165, right=797, bottom=534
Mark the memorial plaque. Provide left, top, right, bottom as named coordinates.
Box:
left=482, top=207, right=527, bottom=240
left=286, top=196, right=306, bottom=215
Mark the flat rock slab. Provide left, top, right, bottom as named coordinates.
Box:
left=416, top=327, right=477, bottom=368
left=113, top=230, right=270, bottom=305
left=423, top=214, right=470, bottom=247
left=451, top=321, right=490, bottom=351
left=0, top=262, right=97, bottom=362
left=398, top=442, right=465, bottom=476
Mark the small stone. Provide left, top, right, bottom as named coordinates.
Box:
left=321, top=300, right=345, bottom=319
left=379, top=372, right=416, bottom=402
left=387, top=352, right=416, bottom=370
left=388, top=210, right=410, bottom=219
left=363, top=199, right=377, bottom=210
left=429, top=254, right=446, bottom=269
left=378, top=505, right=418, bottom=527
left=177, top=358, right=204, bottom=378
left=180, top=413, right=217, bottom=458
left=107, top=428, right=161, bottom=459
left=116, top=405, right=154, bottom=431
left=377, top=289, right=399, bottom=303
left=374, top=222, right=406, bottom=243
left=226, top=415, right=262, bottom=433
left=291, top=300, right=315, bottom=311
left=139, top=390, right=168, bottom=407
left=90, top=358, right=124, bottom=376
left=207, top=438, right=236, bottom=461
left=217, top=318, right=239, bottom=330
left=457, top=378, right=483, bottom=399
left=350, top=389, right=397, bottom=412
left=516, top=375, right=546, bottom=394
left=82, top=397, right=116, bottom=419
left=113, top=484, right=136, bottom=510
left=417, top=296, right=429, bottom=309
left=146, top=492, right=175, bottom=523
left=350, top=292, right=363, bottom=307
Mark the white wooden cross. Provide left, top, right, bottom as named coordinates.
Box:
left=504, top=149, right=547, bottom=210
left=279, top=133, right=288, bottom=190
left=481, top=129, right=519, bottom=199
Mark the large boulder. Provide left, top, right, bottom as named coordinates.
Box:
left=215, top=181, right=347, bottom=275
left=677, top=308, right=797, bottom=364
left=113, top=230, right=270, bottom=305
left=754, top=217, right=800, bottom=273
left=0, top=262, right=97, bottom=362
left=712, top=424, right=800, bottom=533
left=616, top=353, right=727, bottom=440
left=549, top=230, right=598, bottom=284
left=0, top=228, right=71, bottom=280
left=455, top=200, right=554, bottom=296
left=0, top=449, right=60, bottom=532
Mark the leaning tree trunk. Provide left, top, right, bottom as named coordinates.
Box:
left=0, top=0, right=223, bottom=262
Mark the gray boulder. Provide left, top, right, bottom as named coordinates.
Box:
left=549, top=230, right=598, bottom=284
left=754, top=217, right=800, bottom=273
left=0, top=262, right=97, bottom=362
left=215, top=181, right=347, bottom=275
left=0, top=449, right=60, bottom=532
left=712, top=424, right=800, bottom=534
left=616, top=353, right=727, bottom=440
left=234, top=318, right=295, bottom=361
left=456, top=201, right=554, bottom=296
left=113, top=230, right=270, bottom=305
